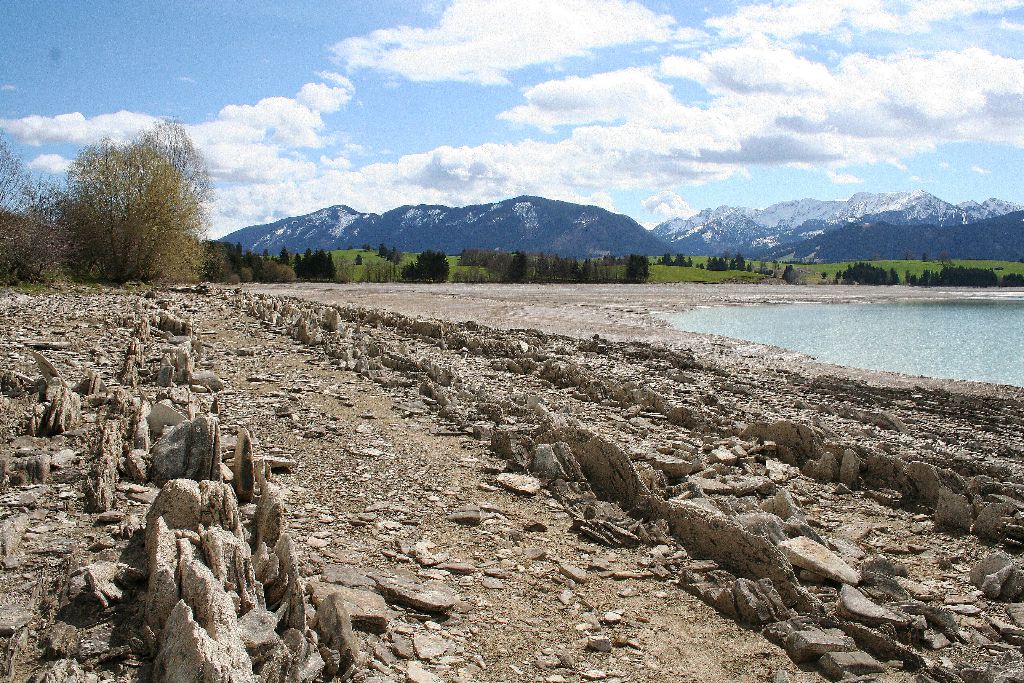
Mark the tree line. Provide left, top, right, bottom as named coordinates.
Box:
left=458, top=249, right=650, bottom=283
left=834, top=261, right=1023, bottom=287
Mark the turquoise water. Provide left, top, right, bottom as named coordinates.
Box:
left=664, top=299, right=1024, bottom=387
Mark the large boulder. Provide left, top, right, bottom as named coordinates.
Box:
left=150, top=416, right=222, bottom=485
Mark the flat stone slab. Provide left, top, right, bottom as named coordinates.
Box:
left=837, top=584, right=910, bottom=628
left=371, top=572, right=458, bottom=614
left=780, top=536, right=860, bottom=585
left=0, top=606, right=32, bottom=636
left=496, top=473, right=541, bottom=496
left=785, top=628, right=856, bottom=663
left=818, top=650, right=883, bottom=679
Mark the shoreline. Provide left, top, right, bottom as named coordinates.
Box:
left=248, top=281, right=1024, bottom=400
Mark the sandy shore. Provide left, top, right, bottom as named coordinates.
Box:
left=251, top=282, right=1024, bottom=398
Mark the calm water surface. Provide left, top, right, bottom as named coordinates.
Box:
left=664, top=299, right=1024, bottom=387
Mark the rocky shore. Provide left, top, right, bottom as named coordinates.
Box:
left=1, top=284, right=1023, bottom=682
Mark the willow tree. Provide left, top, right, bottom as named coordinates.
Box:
left=65, top=122, right=210, bottom=282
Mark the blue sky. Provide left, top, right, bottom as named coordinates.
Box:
left=2, top=0, right=1024, bottom=236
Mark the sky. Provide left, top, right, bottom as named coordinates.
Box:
left=1, top=0, right=1024, bottom=237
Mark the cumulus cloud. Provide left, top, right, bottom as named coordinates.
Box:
left=332, top=0, right=679, bottom=84
left=0, top=110, right=160, bottom=146
left=27, top=153, right=72, bottom=174
left=707, top=0, right=1024, bottom=40
left=1, top=84, right=15, bottom=92
left=642, top=190, right=697, bottom=218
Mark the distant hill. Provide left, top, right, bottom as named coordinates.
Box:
left=221, top=196, right=669, bottom=258
left=759, top=211, right=1024, bottom=262
left=653, top=190, right=1024, bottom=256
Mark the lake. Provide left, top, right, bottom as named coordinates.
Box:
left=663, top=298, right=1024, bottom=387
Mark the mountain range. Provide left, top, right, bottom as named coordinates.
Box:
left=652, top=190, right=1024, bottom=256
left=221, top=196, right=666, bottom=258
left=221, top=190, right=1024, bottom=262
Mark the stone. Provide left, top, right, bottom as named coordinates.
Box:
left=447, top=504, right=483, bottom=526
left=784, top=628, right=856, bottom=663
left=407, top=661, right=441, bottom=683
left=413, top=632, right=448, bottom=660
left=40, top=623, right=81, bottom=659
left=0, top=606, right=32, bottom=636
left=125, top=448, right=150, bottom=483
left=648, top=453, right=701, bottom=478
left=970, top=552, right=1024, bottom=602
left=254, top=484, right=287, bottom=549
left=29, top=350, right=62, bottom=382
left=531, top=442, right=584, bottom=481
left=314, top=585, right=393, bottom=633
left=733, top=578, right=790, bottom=626
left=0, top=514, right=29, bottom=559
left=586, top=635, right=612, bottom=652
left=934, top=487, right=973, bottom=533
left=233, top=427, right=256, bottom=504
left=558, top=562, right=588, bottom=583
left=315, top=591, right=358, bottom=679
left=31, top=379, right=81, bottom=437
left=817, top=650, right=883, bottom=679
left=779, top=536, right=860, bottom=585
left=84, top=419, right=123, bottom=513
left=29, top=659, right=88, bottom=683
left=837, top=585, right=910, bottom=628
left=496, top=472, right=542, bottom=496
left=149, top=401, right=187, bottom=434
left=238, top=606, right=279, bottom=653
left=190, top=370, right=225, bottom=392
left=152, top=600, right=255, bottom=683
left=150, top=415, right=222, bottom=485
left=373, top=572, right=458, bottom=614
left=838, top=449, right=860, bottom=488
left=83, top=561, right=124, bottom=608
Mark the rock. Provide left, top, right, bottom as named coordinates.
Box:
left=970, top=552, right=1024, bottom=601
left=557, top=562, right=588, bottom=584
left=779, top=536, right=860, bottom=585
left=29, top=659, right=88, bottom=683
left=125, top=448, right=150, bottom=483
left=413, top=632, right=448, bottom=660
left=0, top=514, right=29, bottom=559
left=152, top=600, right=255, bottom=683
left=190, top=370, right=225, bottom=392
left=200, top=527, right=261, bottom=614
left=934, top=487, right=973, bottom=533
left=447, top=504, right=483, bottom=526
left=741, top=421, right=820, bottom=465
left=313, top=585, right=393, bottom=633
left=837, top=585, right=910, bottom=628
left=817, top=650, right=883, bottom=680
left=238, top=606, right=279, bottom=652
left=496, top=472, right=542, bottom=496
left=84, top=419, right=123, bottom=513
left=31, top=379, right=81, bottom=437
left=6, top=453, right=51, bottom=485
left=149, top=401, right=187, bottom=434
left=733, top=578, right=790, bottom=626
left=40, top=622, right=81, bottom=659
left=530, top=442, right=583, bottom=481
left=406, top=661, right=441, bottom=683
left=838, top=449, right=860, bottom=488
left=83, top=561, right=124, bottom=608
left=150, top=415, right=222, bottom=485
left=373, top=572, right=458, bottom=614
left=232, top=427, right=256, bottom=504
left=29, top=350, right=62, bottom=382
left=315, top=591, right=358, bottom=679
left=76, top=369, right=104, bottom=396
left=784, top=628, right=856, bottom=663
left=254, top=484, right=286, bottom=549
left=0, top=606, right=32, bottom=636
left=648, top=452, right=702, bottom=478
left=586, top=635, right=612, bottom=652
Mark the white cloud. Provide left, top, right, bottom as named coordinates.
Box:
left=296, top=81, right=353, bottom=113
left=707, top=0, right=1024, bottom=40
left=0, top=110, right=160, bottom=146
left=1, top=84, right=15, bottom=92
left=642, top=190, right=697, bottom=218
left=827, top=169, right=864, bottom=184
left=499, top=68, right=687, bottom=130
left=332, top=0, right=679, bottom=84
left=1001, top=17, right=1024, bottom=30
left=177, top=76, right=195, bottom=84
left=27, top=153, right=72, bottom=174
left=971, top=164, right=991, bottom=174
